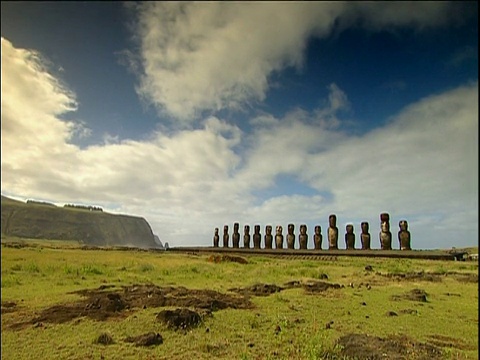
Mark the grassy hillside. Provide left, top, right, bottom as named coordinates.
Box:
left=1, top=196, right=157, bottom=248
left=1, top=240, right=478, bottom=360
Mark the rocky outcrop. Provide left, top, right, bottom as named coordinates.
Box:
left=1, top=196, right=157, bottom=248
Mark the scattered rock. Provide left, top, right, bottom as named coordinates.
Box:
left=386, top=311, right=398, bottom=317
left=318, top=273, right=329, bottom=279
left=274, top=325, right=281, bottom=335
left=124, top=332, right=163, bottom=347
left=364, top=265, right=373, bottom=271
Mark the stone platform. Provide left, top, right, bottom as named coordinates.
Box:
left=167, top=247, right=465, bottom=261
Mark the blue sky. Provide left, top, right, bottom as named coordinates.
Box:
left=1, top=2, right=478, bottom=249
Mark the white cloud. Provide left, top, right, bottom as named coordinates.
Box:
left=130, top=1, right=460, bottom=123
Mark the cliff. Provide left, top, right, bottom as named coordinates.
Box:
left=1, top=196, right=158, bottom=248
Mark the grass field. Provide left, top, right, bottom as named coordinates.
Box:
left=1, top=238, right=478, bottom=360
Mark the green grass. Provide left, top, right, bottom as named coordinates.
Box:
left=1, top=241, right=478, bottom=360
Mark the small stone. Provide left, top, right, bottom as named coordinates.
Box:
left=274, top=325, right=281, bottom=335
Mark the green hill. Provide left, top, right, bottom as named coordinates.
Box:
left=1, top=195, right=158, bottom=248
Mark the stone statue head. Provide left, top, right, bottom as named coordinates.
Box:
left=276, top=225, right=283, bottom=235
left=329, top=214, right=337, bottom=227
left=244, top=225, right=250, bottom=233
left=300, top=224, right=307, bottom=234
left=223, top=225, right=229, bottom=234
left=380, top=213, right=390, bottom=222
left=361, top=222, right=369, bottom=233
left=254, top=225, right=260, bottom=233
left=214, top=227, right=219, bottom=235
left=234, top=222, right=239, bottom=232
left=346, top=224, right=354, bottom=234
left=315, top=225, right=321, bottom=234
left=266, top=225, right=272, bottom=235
left=288, top=223, right=294, bottom=234
left=399, top=220, right=408, bottom=231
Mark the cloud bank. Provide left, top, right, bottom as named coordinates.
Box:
left=131, top=1, right=461, bottom=123
left=2, top=36, right=477, bottom=249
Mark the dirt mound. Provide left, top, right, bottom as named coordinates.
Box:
left=377, top=271, right=442, bottom=282
left=426, top=334, right=476, bottom=351
left=377, top=271, right=478, bottom=283
left=300, top=281, right=343, bottom=293
left=453, top=272, right=478, bottom=283
left=392, top=288, right=428, bottom=302
left=336, top=333, right=443, bottom=360
left=229, top=280, right=344, bottom=297
left=1, top=301, right=17, bottom=314
left=207, top=254, right=248, bottom=264
left=284, top=280, right=344, bottom=293
left=8, top=284, right=252, bottom=329
left=94, top=332, right=114, bottom=345
left=124, top=332, right=163, bottom=347
left=229, top=283, right=284, bottom=296
left=156, top=308, right=202, bottom=330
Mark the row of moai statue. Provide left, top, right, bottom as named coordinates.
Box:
left=213, top=213, right=411, bottom=250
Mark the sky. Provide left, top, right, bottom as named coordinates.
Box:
left=1, top=1, right=478, bottom=250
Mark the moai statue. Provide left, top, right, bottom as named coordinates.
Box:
left=379, top=213, right=392, bottom=250
left=360, top=222, right=371, bottom=250
left=223, top=225, right=229, bottom=248
left=213, top=227, right=220, bottom=247
left=286, top=223, right=295, bottom=249
left=328, top=214, right=339, bottom=250
left=264, top=225, right=273, bottom=249
left=253, top=225, right=261, bottom=249
left=398, top=220, right=412, bottom=250
left=313, top=225, right=322, bottom=250
left=345, top=224, right=355, bottom=250
left=275, top=225, right=284, bottom=249
left=232, top=222, right=240, bottom=248
left=243, top=225, right=251, bottom=249
left=299, top=224, right=308, bottom=249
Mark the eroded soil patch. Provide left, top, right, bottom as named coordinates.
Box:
left=124, top=332, right=163, bottom=347
left=426, top=334, right=476, bottom=351
left=377, top=271, right=478, bottom=283
left=7, top=284, right=252, bottom=330
left=336, top=333, right=443, bottom=360
left=391, top=288, right=428, bottom=302
left=293, top=280, right=344, bottom=293
left=229, top=283, right=284, bottom=297
left=229, top=280, right=344, bottom=297
left=156, top=308, right=202, bottom=330
left=1, top=301, right=17, bottom=314
left=207, top=254, right=248, bottom=264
